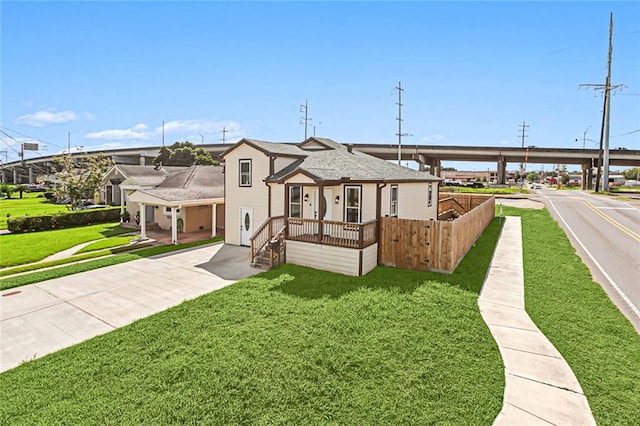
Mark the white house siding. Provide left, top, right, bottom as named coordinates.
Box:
left=286, top=240, right=376, bottom=276
left=362, top=243, right=378, bottom=275
left=361, top=184, right=378, bottom=222
left=398, top=182, right=437, bottom=220
left=274, top=157, right=299, bottom=174
left=224, top=144, right=271, bottom=245
left=270, top=183, right=285, bottom=217
left=156, top=207, right=180, bottom=230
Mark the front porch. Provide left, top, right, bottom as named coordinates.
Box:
left=250, top=217, right=378, bottom=276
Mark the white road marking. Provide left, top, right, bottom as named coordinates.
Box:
left=546, top=197, right=640, bottom=321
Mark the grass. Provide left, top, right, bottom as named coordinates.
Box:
left=0, top=222, right=505, bottom=425
left=441, top=186, right=527, bottom=195
left=74, top=236, right=137, bottom=254
left=501, top=206, right=640, bottom=425
left=0, top=237, right=224, bottom=290
left=0, top=223, right=130, bottom=267
left=0, top=193, right=68, bottom=229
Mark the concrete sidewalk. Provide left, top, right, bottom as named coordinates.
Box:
left=479, top=216, right=596, bottom=425
left=0, top=243, right=259, bottom=373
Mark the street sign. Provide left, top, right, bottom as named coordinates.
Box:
left=23, top=143, right=39, bottom=151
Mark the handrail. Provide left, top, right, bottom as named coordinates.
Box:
left=287, top=218, right=377, bottom=249
left=249, top=215, right=285, bottom=263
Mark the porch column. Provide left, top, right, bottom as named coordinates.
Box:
left=211, top=203, right=217, bottom=237
left=120, top=188, right=126, bottom=221
left=139, top=203, right=147, bottom=240
left=317, top=183, right=325, bottom=244
left=171, top=207, right=178, bottom=245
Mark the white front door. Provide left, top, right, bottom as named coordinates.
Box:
left=313, top=189, right=332, bottom=235
left=240, top=207, right=253, bottom=246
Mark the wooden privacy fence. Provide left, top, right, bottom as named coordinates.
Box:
left=379, top=194, right=495, bottom=273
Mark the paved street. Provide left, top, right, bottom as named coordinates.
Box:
left=536, top=187, right=640, bottom=331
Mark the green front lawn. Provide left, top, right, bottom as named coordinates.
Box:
left=503, top=206, right=640, bottom=425
left=0, top=193, right=68, bottom=229
left=0, top=223, right=130, bottom=267
left=74, top=236, right=137, bottom=254
left=0, top=223, right=505, bottom=425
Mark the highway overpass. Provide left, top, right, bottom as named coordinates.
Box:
left=2, top=141, right=639, bottom=187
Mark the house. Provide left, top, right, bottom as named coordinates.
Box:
left=102, top=164, right=225, bottom=245
left=100, top=164, right=188, bottom=220
left=221, top=137, right=441, bottom=276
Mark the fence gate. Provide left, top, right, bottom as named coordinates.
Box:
left=379, top=217, right=437, bottom=272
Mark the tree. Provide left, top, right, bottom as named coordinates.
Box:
left=153, top=141, right=218, bottom=166
left=0, top=183, right=14, bottom=199
left=14, top=184, right=28, bottom=199
left=622, top=167, right=640, bottom=181
left=53, top=153, right=114, bottom=210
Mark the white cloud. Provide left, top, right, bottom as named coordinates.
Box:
left=16, top=110, right=79, bottom=127
left=85, top=123, right=149, bottom=140
left=85, top=119, right=244, bottom=143
left=422, top=134, right=445, bottom=143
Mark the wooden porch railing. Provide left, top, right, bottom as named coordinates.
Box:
left=287, top=218, right=377, bottom=249
left=249, top=215, right=285, bottom=263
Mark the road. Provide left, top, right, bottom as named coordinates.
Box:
left=535, top=186, right=640, bottom=332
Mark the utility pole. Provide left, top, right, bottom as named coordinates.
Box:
left=582, top=126, right=591, bottom=150
left=162, top=121, right=165, bottom=147
left=300, top=99, right=312, bottom=140
left=518, top=121, right=529, bottom=191
left=220, top=127, right=228, bottom=143
left=198, top=132, right=204, bottom=145
left=67, top=132, right=71, bottom=156
left=580, top=13, right=622, bottom=192
left=395, top=81, right=404, bottom=165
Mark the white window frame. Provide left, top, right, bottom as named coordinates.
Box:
left=289, top=186, right=302, bottom=218
left=239, top=159, right=252, bottom=187
left=344, top=185, right=361, bottom=223
left=390, top=184, right=398, bottom=217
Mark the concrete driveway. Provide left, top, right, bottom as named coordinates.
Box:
left=0, top=243, right=259, bottom=373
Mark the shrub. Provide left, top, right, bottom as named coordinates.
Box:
left=7, top=207, right=120, bottom=233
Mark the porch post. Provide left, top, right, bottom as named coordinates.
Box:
left=317, top=183, right=325, bottom=244
left=212, top=203, right=217, bottom=237
left=120, top=188, right=126, bottom=221
left=139, top=203, right=147, bottom=240
left=171, top=207, right=178, bottom=245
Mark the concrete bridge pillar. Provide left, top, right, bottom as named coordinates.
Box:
left=1, top=169, right=5, bottom=183
left=497, top=157, right=507, bottom=185
left=582, top=164, right=594, bottom=190
left=28, top=167, right=33, bottom=184
left=13, top=169, right=18, bottom=184
left=429, top=159, right=442, bottom=176
left=140, top=154, right=146, bottom=166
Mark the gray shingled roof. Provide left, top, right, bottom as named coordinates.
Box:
left=269, top=139, right=441, bottom=182
left=134, top=165, right=224, bottom=202
left=242, top=139, right=306, bottom=157
left=117, top=165, right=188, bottom=187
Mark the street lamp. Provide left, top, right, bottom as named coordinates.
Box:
left=197, top=133, right=204, bottom=145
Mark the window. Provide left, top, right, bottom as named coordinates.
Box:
left=164, top=207, right=180, bottom=216
left=390, top=185, right=398, bottom=217
left=289, top=186, right=302, bottom=218
left=345, top=186, right=361, bottom=223
left=427, top=183, right=433, bottom=207
left=239, top=159, right=251, bottom=187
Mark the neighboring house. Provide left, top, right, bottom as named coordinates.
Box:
left=101, top=164, right=224, bottom=245
left=100, top=164, right=188, bottom=219
left=221, top=137, right=441, bottom=276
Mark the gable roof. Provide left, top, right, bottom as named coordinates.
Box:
left=106, top=164, right=189, bottom=187
left=221, top=138, right=305, bottom=159
left=137, top=165, right=224, bottom=202
left=127, top=165, right=224, bottom=205
left=269, top=138, right=442, bottom=183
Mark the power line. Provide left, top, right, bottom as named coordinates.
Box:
left=300, top=99, right=312, bottom=140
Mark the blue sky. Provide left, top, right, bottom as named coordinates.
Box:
left=1, top=1, right=639, bottom=171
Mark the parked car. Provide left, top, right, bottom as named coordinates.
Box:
left=465, top=181, right=485, bottom=188
left=27, top=184, right=46, bottom=192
